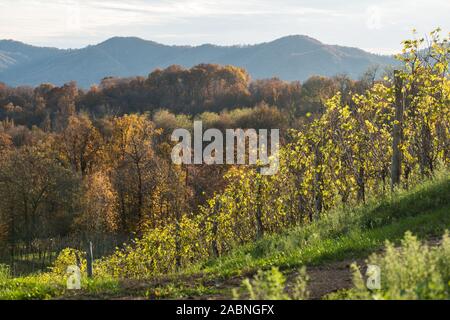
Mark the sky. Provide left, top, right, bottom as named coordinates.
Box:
left=0, top=0, right=449, bottom=54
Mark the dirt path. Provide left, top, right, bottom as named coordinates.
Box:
left=207, top=259, right=362, bottom=300
left=60, top=257, right=364, bottom=300
left=288, top=259, right=362, bottom=300
left=62, top=237, right=443, bottom=300
left=104, top=258, right=363, bottom=300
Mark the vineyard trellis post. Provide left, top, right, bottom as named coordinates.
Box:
left=391, top=70, right=404, bottom=190
left=86, top=241, right=93, bottom=278
left=255, top=175, right=264, bottom=239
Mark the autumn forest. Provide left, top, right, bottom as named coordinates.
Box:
left=0, top=29, right=449, bottom=301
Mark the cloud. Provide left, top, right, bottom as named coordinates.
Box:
left=0, top=0, right=448, bottom=52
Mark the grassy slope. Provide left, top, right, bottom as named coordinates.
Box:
left=192, top=173, right=450, bottom=278
left=1, top=173, right=449, bottom=299
left=148, top=173, right=450, bottom=299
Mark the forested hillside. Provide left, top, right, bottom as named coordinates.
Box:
left=0, top=63, right=386, bottom=259
left=0, top=35, right=396, bottom=87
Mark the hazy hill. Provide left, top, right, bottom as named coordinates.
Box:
left=0, top=36, right=396, bottom=88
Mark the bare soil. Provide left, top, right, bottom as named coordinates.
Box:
left=61, top=237, right=443, bottom=300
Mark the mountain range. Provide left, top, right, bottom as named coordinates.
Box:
left=0, top=35, right=397, bottom=88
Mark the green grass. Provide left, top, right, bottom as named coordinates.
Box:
left=0, top=268, right=120, bottom=300
left=0, top=270, right=64, bottom=300
left=145, top=282, right=221, bottom=299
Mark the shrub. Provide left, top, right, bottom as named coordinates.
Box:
left=50, top=248, right=87, bottom=276
left=348, top=231, right=450, bottom=300
left=0, top=264, right=10, bottom=281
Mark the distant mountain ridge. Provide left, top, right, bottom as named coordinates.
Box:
left=0, top=36, right=397, bottom=88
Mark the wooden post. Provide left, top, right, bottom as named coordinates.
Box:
left=313, top=144, right=323, bottom=220
left=175, top=218, right=182, bottom=270
left=211, top=201, right=220, bottom=257
left=86, top=241, right=93, bottom=278
left=255, top=178, right=264, bottom=239
left=75, top=251, right=81, bottom=270
left=391, top=70, right=403, bottom=190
